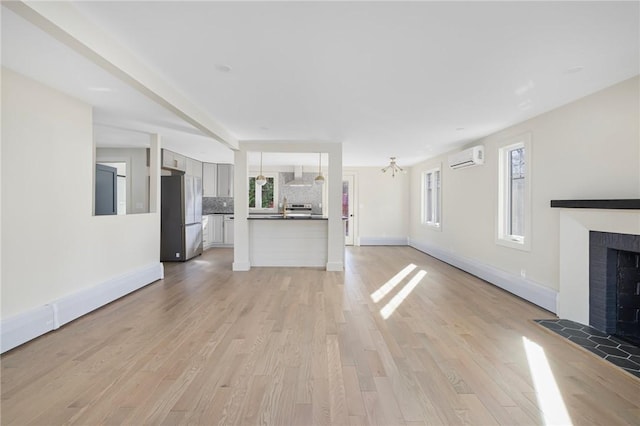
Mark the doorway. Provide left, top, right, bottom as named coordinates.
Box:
left=343, top=174, right=355, bottom=246
left=96, top=162, right=127, bottom=215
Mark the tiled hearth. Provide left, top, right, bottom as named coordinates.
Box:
left=535, top=319, right=640, bottom=378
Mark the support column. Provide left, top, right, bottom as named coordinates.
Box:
left=233, top=148, right=250, bottom=271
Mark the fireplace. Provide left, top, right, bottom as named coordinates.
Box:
left=589, top=231, right=640, bottom=345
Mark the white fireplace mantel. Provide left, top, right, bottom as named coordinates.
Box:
left=557, top=209, right=640, bottom=324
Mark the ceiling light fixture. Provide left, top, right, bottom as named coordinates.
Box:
left=256, top=152, right=267, bottom=186
left=315, top=153, right=325, bottom=185
left=381, top=157, right=404, bottom=178
left=215, top=64, right=232, bottom=73
left=565, top=65, right=584, bottom=74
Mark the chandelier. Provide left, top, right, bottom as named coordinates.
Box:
left=381, top=157, right=404, bottom=177
left=315, top=153, right=325, bottom=185
left=256, top=152, right=267, bottom=186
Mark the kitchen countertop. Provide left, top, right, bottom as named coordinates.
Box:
left=248, top=215, right=349, bottom=220
left=248, top=214, right=328, bottom=220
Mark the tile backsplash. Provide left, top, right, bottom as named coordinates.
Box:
left=278, top=172, right=323, bottom=214
left=203, top=197, right=234, bottom=214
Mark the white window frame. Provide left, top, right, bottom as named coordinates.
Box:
left=249, top=172, right=278, bottom=213
left=497, top=133, right=531, bottom=251
left=422, top=166, right=442, bottom=230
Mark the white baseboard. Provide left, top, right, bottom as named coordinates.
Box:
left=0, top=305, right=56, bottom=355
left=232, top=261, right=251, bottom=271
left=408, top=239, right=557, bottom=313
left=359, top=237, right=408, bottom=246
left=1, top=262, right=163, bottom=354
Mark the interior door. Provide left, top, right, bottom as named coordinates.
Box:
left=343, top=174, right=355, bottom=245
left=95, top=164, right=117, bottom=215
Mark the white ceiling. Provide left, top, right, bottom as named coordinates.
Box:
left=2, top=1, right=639, bottom=167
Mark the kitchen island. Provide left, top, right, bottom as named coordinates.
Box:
left=248, top=215, right=329, bottom=267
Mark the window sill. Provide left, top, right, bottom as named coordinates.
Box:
left=496, top=236, right=530, bottom=252
left=424, top=222, right=442, bottom=231
left=249, top=209, right=278, bottom=214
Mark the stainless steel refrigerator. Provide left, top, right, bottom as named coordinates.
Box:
left=161, top=174, right=203, bottom=261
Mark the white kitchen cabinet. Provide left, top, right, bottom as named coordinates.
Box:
left=203, top=214, right=223, bottom=249
left=223, top=215, right=234, bottom=245
left=186, top=158, right=202, bottom=178
left=217, top=164, right=234, bottom=197
left=203, top=163, right=218, bottom=197
left=211, top=214, right=224, bottom=244
left=161, top=149, right=186, bottom=171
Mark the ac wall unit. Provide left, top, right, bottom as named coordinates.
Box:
left=448, top=145, right=484, bottom=169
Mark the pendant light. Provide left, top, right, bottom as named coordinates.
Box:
left=314, top=153, right=325, bottom=185
left=381, top=157, right=404, bottom=178
left=256, top=152, right=267, bottom=186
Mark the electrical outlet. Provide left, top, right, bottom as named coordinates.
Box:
left=176, top=253, right=180, bottom=258
left=223, top=202, right=227, bottom=207
left=520, top=269, right=526, bottom=278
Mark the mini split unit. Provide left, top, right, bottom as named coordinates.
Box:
left=448, top=145, right=484, bottom=169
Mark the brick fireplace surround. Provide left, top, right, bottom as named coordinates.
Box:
left=589, top=231, right=640, bottom=338
left=554, top=200, right=640, bottom=325
left=551, top=200, right=640, bottom=376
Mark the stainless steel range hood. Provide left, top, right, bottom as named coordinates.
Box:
left=285, top=166, right=311, bottom=187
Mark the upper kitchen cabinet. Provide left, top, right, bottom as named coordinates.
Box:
left=186, top=157, right=202, bottom=178
left=217, top=164, right=234, bottom=197
left=203, top=163, right=218, bottom=197
left=161, top=149, right=186, bottom=172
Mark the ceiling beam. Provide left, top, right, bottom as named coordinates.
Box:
left=4, top=0, right=238, bottom=150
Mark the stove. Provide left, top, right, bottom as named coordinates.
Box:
left=285, top=203, right=312, bottom=217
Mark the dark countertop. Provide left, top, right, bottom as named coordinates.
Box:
left=248, top=215, right=349, bottom=220
left=550, top=199, right=640, bottom=209
left=248, top=214, right=328, bottom=220
left=203, top=212, right=233, bottom=215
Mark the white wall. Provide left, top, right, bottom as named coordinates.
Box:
left=346, top=167, right=410, bottom=245
left=409, top=76, right=640, bottom=311
left=1, top=69, right=162, bottom=350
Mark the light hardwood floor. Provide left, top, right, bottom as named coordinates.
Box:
left=2, top=246, right=639, bottom=425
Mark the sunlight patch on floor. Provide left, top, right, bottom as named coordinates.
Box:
left=191, top=259, right=212, bottom=265
left=380, top=270, right=427, bottom=319
left=522, top=336, right=573, bottom=426
left=371, top=263, right=417, bottom=303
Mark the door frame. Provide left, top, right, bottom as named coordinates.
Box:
left=342, top=172, right=358, bottom=246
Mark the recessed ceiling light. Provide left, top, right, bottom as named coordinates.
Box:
left=514, top=80, right=535, bottom=96
left=215, top=64, right=232, bottom=73
left=260, top=126, right=269, bottom=131
left=565, top=66, right=584, bottom=74
left=518, top=99, right=533, bottom=110
left=456, top=127, right=465, bottom=131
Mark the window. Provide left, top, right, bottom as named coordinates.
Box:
left=249, top=174, right=276, bottom=211
left=422, top=167, right=441, bottom=228
left=497, top=134, right=531, bottom=250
